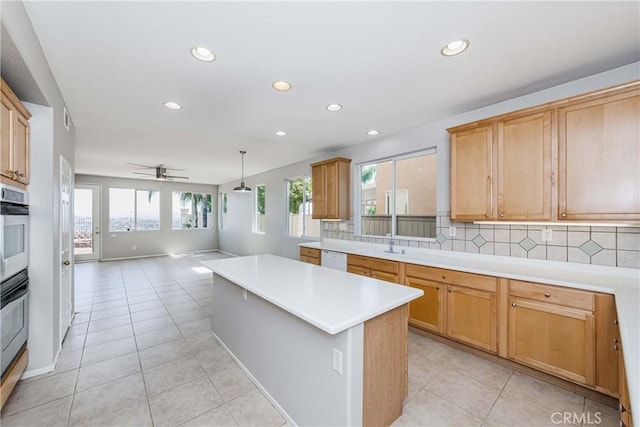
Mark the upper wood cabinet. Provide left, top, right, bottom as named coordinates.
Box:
left=449, top=111, right=552, bottom=221
left=449, top=80, right=639, bottom=222
left=0, top=78, right=31, bottom=187
left=558, top=86, right=640, bottom=221
left=450, top=126, right=493, bottom=220
left=311, top=157, right=351, bottom=220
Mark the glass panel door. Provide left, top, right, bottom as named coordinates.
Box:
left=74, top=184, right=101, bottom=261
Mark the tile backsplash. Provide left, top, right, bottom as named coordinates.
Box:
left=322, top=213, right=640, bottom=269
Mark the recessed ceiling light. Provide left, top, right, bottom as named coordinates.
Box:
left=441, top=39, right=469, bottom=56
left=275, top=131, right=287, bottom=136
left=164, top=101, right=182, bottom=110
left=190, top=46, right=215, bottom=62
left=367, top=130, right=380, bottom=136
left=272, top=81, right=292, bottom=91
left=326, top=103, right=342, bottom=112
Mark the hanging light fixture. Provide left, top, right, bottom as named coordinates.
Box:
left=233, top=150, right=252, bottom=193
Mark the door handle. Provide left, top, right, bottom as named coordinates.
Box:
left=63, top=260, right=71, bottom=266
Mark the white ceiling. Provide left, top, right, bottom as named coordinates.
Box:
left=23, top=1, right=640, bottom=185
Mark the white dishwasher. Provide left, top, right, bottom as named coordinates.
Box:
left=321, top=250, right=347, bottom=271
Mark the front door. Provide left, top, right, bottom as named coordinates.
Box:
left=60, top=156, right=73, bottom=343
left=74, top=184, right=101, bottom=262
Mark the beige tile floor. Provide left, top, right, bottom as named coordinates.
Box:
left=1, top=252, right=618, bottom=427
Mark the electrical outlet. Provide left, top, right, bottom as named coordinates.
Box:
left=449, top=226, right=457, bottom=237
left=131, top=245, right=136, bottom=250
left=332, top=348, right=343, bottom=375
left=541, top=229, right=553, bottom=242
left=242, top=289, right=248, bottom=300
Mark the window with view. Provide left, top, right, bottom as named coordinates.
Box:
left=109, top=188, right=160, bottom=232
left=254, top=184, right=266, bottom=234
left=172, top=192, right=212, bottom=229
left=287, top=177, right=320, bottom=238
left=219, top=192, right=228, bottom=229
left=358, top=150, right=437, bottom=238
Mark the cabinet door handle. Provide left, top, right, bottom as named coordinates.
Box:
left=614, top=319, right=619, bottom=325
left=448, top=288, right=453, bottom=293
left=436, top=285, right=440, bottom=290
left=441, top=275, right=446, bottom=280
left=499, top=213, right=504, bottom=218
left=614, top=338, right=619, bottom=343
left=511, top=302, right=516, bottom=307
left=485, top=214, right=490, bottom=218
left=544, top=293, right=550, bottom=298
left=560, top=212, right=567, bottom=218
left=614, top=345, right=619, bottom=351
left=14, top=170, right=25, bottom=178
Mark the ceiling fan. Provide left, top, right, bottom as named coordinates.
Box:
left=127, top=163, right=189, bottom=180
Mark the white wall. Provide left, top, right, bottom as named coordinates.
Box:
left=75, top=174, right=218, bottom=259
left=218, top=62, right=640, bottom=259
left=2, top=0, right=76, bottom=375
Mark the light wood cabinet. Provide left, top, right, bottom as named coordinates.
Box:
left=450, top=125, right=493, bottom=220
left=404, top=263, right=498, bottom=352
left=299, top=247, right=321, bottom=265
left=447, top=284, right=497, bottom=352
left=0, top=78, right=30, bottom=187
left=449, top=111, right=552, bottom=221
left=347, top=254, right=403, bottom=284
left=595, top=293, right=620, bottom=397
left=310, top=157, right=351, bottom=220
left=404, top=275, right=443, bottom=334
left=508, top=280, right=595, bottom=386
left=558, top=85, right=640, bottom=220
left=449, top=81, right=639, bottom=223
left=619, top=349, right=633, bottom=427
left=497, top=111, right=552, bottom=220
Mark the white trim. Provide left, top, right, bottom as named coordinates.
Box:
left=22, top=347, right=60, bottom=380
left=101, top=249, right=221, bottom=262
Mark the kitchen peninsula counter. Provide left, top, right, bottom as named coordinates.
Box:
left=201, top=254, right=422, bottom=426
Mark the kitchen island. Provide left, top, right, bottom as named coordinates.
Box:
left=201, top=254, right=423, bottom=427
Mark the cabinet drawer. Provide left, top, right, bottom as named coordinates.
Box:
left=405, top=264, right=497, bottom=292
left=509, top=280, right=594, bottom=311
left=300, top=247, right=321, bottom=259
left=347, top=255, right=399, bottom=274
left=370, top=270, right=400, bottom=284
left=347, top=265, right=369, bottom=277
left=300, top=255, right=320, bottom=265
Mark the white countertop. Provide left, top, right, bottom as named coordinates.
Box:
left=302, top=239, right=640, bottom=419
left=201, top=254, right=423, bottom=335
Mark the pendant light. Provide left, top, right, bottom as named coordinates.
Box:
left=233, top=150, right=252, bottom=193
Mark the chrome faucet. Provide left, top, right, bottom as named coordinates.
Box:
left=385, top=234, right=396, bottom=253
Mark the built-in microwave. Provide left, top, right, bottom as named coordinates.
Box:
left=0, top=184, right=29, bottom=282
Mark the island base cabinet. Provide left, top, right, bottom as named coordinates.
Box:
left=619, top=349, right=633, bottom=427
left=363, top=305, right=408, bottom=427
left=446, top=285, right=497, bottom=353
left=509, top=298, right=595, bottom=386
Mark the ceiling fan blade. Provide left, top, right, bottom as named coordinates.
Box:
left=133, top=171, right=155, bottom=176
left=162, top=167, right=187, bottom=172
left=126, top=162, right=156, bottom=169
left=163, top=174, right=189, bottom=180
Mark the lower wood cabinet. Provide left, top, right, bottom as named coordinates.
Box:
left=347, top=255, right=403, bottom=284
left=404, top=264, right=498, bottom=353
left=405, top=276, right=443, bottom=334
left=447, top=285, right=497, bottom=352
left=299, top=247, right=321, bottom=265
left=619, top=349, right=633, bottom=427
left=595, top=293, right=620, bottom=396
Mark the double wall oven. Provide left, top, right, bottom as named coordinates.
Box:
left=0, top=184, right=29, bottom=379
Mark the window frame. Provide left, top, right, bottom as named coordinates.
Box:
left=171, top=191, right=213, bottom=231
left=285, top=176, right=320, bottom=240
left=355, top=148, right=437, bottom=240
left=108, top=188, right=161, bottom=232
left=253, top=184, right=266, bottom=235
left=219, top=192, right=228, bottom=229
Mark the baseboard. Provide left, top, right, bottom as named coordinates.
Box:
left=216, top=250, right=238, bottom=257
left=212, top=332, right=297, bottom=426
left=101, top=248, right=222, bottom=262
left=21, top=347, right=59, bottom=380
